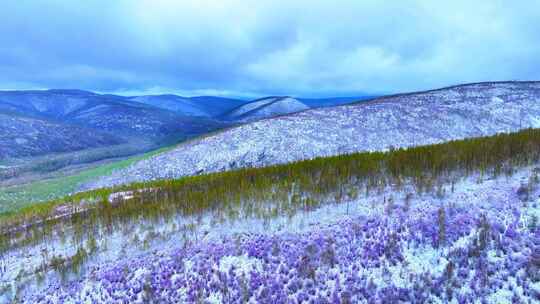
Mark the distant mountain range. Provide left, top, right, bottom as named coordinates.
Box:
left=0, top=90, right=225, bottom=159
left=128, top=94, right=373, bottom=119
left=128, top=95, right=247, bottom=117
left=0, top=89, right=372, bottom=162
left=298, top=96, right=378, bottom=107
left=220, top=96, right=376, bottom=122
left=221, top=96, right=310, bottom=122
left=0, top=112, right=124, bottom=159
left=86, top=81, right=540, bottom=190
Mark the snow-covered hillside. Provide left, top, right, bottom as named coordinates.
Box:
left=0, top=90, right=227, bottom=160
left=8, top=163, right=540, bottom=303
left=0, top=89, right=224, bottom=140
left=222, top=96, right=310, bottom=122
left=0, top=113, right=122, bottom=159
left=130, top=95, right=248, bottom=117
left=131, top=95, right=210, bottom=117
left=87, top=81, right=540, bottom=189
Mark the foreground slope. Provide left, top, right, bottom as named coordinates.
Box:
left=4, top=129, right=540, bottom=303
left=88, top=81, right=540, bottom=189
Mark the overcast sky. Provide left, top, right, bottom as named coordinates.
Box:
left=1, top=1, right=539, bottom=97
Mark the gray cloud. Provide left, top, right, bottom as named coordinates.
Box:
left=0, top=0, right=539, bottom=97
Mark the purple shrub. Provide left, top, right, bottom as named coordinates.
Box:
left=21, top=205, right=540, bottom=304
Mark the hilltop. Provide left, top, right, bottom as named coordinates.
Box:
left=87, top=81, right=540, bottom=189
left=222, top=96, right=310, bottom=122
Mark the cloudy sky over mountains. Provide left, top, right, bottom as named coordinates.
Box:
left=1, top=0, right=539, bottom=97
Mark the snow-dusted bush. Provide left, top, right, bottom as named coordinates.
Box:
left=25, top=204, right=540, bottom=303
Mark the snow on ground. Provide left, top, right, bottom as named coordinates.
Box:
left=226, top=98, right=278, bottom=117
left=131, top=95, right=210, bottom=117
left=86, top=81, right=540, bottom=190
left=231, top=97, right=310, bottom=122
left=223, top=96, right=309, bottom=122
left=2, top=164, right=540, bottom=303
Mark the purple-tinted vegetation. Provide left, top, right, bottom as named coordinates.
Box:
left=28, top=204, right=540, bottom=303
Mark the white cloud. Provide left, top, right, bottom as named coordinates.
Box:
left=0, top=0, right=538, bottom=96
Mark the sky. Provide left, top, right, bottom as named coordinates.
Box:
left=1, top=0, right=539, bottom=98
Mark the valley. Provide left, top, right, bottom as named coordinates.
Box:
left=0, top=90, right=228, bottom=188
left=0, top=90, right=368, bottom=195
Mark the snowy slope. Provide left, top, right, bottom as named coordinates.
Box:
left=0, top=89, right=223, bottom=139
left=186, top=96, right=248, bottom=116
left=130, top=95, right=249, bottom=117
left=223, top=96, right=310, bottom=122
left=9, top=164, right=540, bottom=303
left=131, top=95, right=210, bottom=117
left=298, top=96, right=376, bottom=107
left=0, top=113, right=122, bottom=159
left=87, top=81, right=540, bottom=189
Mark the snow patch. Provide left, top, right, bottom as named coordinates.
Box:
left=218, top=254, right=262, bottom=276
